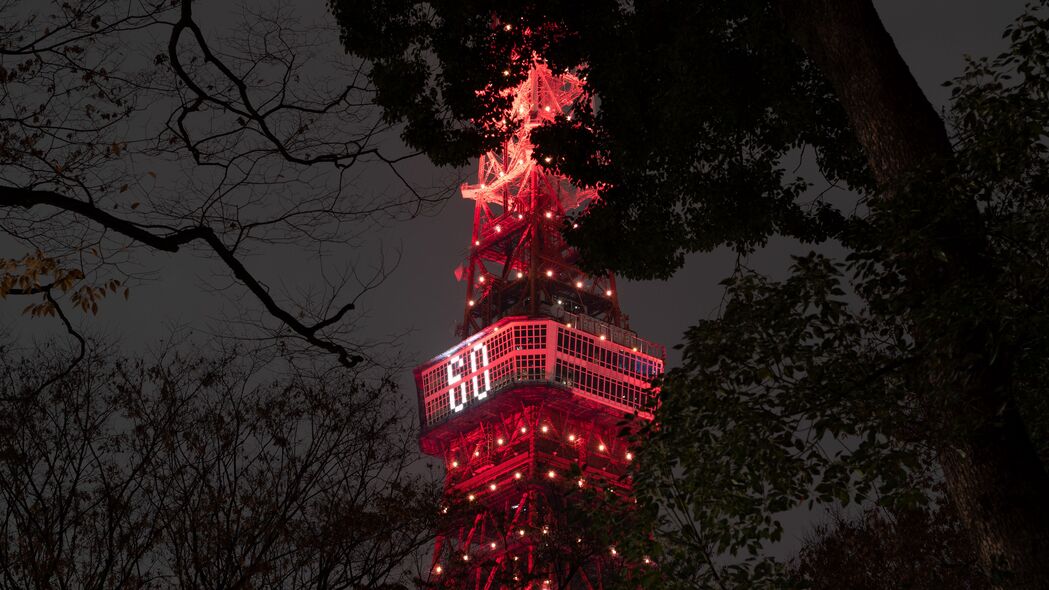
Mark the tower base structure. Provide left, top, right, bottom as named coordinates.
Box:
left=415, top=315, right=663, bottom=588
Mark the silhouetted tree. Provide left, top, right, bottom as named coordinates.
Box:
left=789, top=504, right=988, bottom=590
left=0, top=0, right=449, bottom=387
left=0, top=337, right=440, bottom=589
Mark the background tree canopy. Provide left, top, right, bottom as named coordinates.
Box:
left=332, top=0, right=1049, bottom=587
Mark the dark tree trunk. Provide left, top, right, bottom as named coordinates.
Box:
left=777, top=0, right=1049, bottom=587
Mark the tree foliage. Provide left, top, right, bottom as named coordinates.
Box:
left=0, top=338, right=440, bottom=589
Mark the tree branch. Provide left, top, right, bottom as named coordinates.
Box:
left=2, top=185, right=363, bottom=367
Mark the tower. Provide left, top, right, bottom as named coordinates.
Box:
left=414, top=63, right=664, bottom=589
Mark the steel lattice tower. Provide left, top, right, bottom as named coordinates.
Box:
left=414, top=63, right=664, bottom=589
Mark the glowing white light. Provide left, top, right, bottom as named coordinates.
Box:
left=516, top=271, right=524, bottom=279
left=575, top=281, right=583, bottom=288
left=605, top=289, right=613, bottom=296
left=546, top=269, right=554, bottom=277
left=598, top=443, right=606, bottom=451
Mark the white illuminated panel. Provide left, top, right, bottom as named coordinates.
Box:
left=416, top=317, right=663, bottom=428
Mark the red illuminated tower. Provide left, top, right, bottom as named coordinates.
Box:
left=414, top=63, right=664, bottom=589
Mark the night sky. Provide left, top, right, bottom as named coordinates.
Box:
left=0, top=0, right=1028, bottom=554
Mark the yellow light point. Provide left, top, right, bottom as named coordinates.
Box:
left=490, top=542, right=497, bottom=549
left=474, top=450, right=480, bottom=457
left=504, top=24, right=512, bottom=31
left=575, top=281, right=583, bottom=288
left=516, top=271, right=524, bottom=279
left=463, top=554, right=470, bottom=562
left=451, top=460, right=458, bottom=468
left=543, top=156, right=552, bottom=163
left=578, top=478, right=585, bottom=487
left=475, top=240, right=480, bottom=246
left=598, top=443, right=606, bottom=451
left=541, top=425, right=549, bottom=433
left=632, top=346, right=638, bottom=352
left=566, top=322, right=572, bottom=328
left=606, top=289, right=613, bottom=296
left=517, top=213, right=524, bottom=219
left=518, top=529, right=525, bottom=536
left=520, top=426, right=527, bottom=433
left=514, top=471, right=522, bottom=479
left=544, top=105, right=551, bottom=112
left=480, top=183, right=486, bottom=188
left=610, top=547, right=617, bottom=556
left=566, top=114, right=573, bottom=121
left=513, top=556, right=519, bottom=561
left=572, top=223, right=579, bottom=228
left=542, top=526, right=549, bottom=535
left=600, top=335, right=607, bottom=341
left=644, top=557, right=652, bottom=565
left=545, top=210, right=553, bottom=218
left=547, top=470, right=556, bottom=478
left=503, top=69, right=510, bottom=76
left=497, top=437, right=504, bottom=445
left=468, top=494, right=475, bottom=502
left=626, top=452, right=634, bottom=461
left=434, top=565, right=443, bottom=574
left=568, top=434, right=576, bottom=442
left=468, top=300, right=475, bottom=307
left=556, top=299, right=563, bottom=305
left=546, top=269, right=553, bottom=277
left=495, top=225, right=502, bottom=233
left=479, top=276, right=485, bottom=283
left=489, top=483, right=497, bottom=491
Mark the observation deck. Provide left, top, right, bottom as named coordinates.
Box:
left=415, top=313, right=664, bottom=454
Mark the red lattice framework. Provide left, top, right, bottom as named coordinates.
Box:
left=458, top=63, right=621, bottom=338
left=415, top=62, right=664, bottom=590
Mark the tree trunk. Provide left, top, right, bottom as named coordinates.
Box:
left=777, top=0, right=1049, bottom=587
